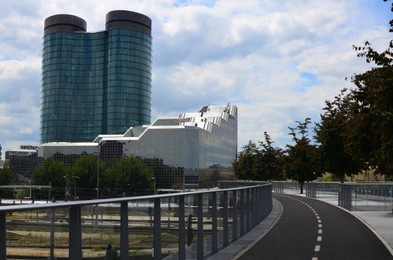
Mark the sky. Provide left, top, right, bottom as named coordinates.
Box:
left=0, top=0, right=392, bottom=155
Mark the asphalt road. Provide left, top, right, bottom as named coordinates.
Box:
left=238, top=194, right=393, bottom=260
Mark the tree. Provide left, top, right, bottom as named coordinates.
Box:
left=71, top=154, right=107, bottom=199
left=233, top=135, right=285, bottom=181
left=285, top=118, right=321, bottom=193
left=31, top=159, right=70, bottom=200
left=0, top=165, right=15, bottom=198
left=344, top=0, right=393, bottom=176
left=102, top=156, right=153, bottom=196
left=258, top=132, right=285, bottom=180
left=32, top=159, right=69, bottom=188
left=142, top=158, right=184, bottom=189
left=233, top=141, right=260, bottom=180
left=315, top=89, right=362, bottom=182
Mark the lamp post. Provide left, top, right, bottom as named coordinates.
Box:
left=64, top=176, right=69, bottom=201
left=152, top=177, right=156, bottom=194
left=97, top=144, right=100, bottom=199
left=95, top=144, right=100, bottom=229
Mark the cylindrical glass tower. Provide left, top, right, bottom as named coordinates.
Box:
left=40, top=11, right=152, bottom=143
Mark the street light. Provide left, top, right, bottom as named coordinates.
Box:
left=95, top=143, right=100, bottom=229
left=97, top=144, right=100, bottom=199
left=64, top=176, right=70, bottom=201
left=152, top=177, right=156, bottom=194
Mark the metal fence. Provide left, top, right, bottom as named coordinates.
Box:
left=0, top=183, right=272, bottom=260
left=338, top=183, right=393, bottom=211
left=272, top=181, right=393, bottom=212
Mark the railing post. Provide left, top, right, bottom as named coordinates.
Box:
left=50, top=209, right=55, bottom=260
left=268, top=185, right=273, bottom=218
left=240, top=189, right=245, bottom=236
left=338, top=184, right=343, bottom=207
left=339, top=184, right=353, bottom=210
left=223, top=190, right=229, bottom=247
left=232, top=190, right=238, bottom=242
left=250, top=188, right=255, bottom=227
left=69, top=205, right=82, bottom=260
left=197, top=193, right=204, bottom=260
left=261, top=186, right=265, bottom=221
left=154, top=198, right=162, bottom=259
left=0, top=212, right=6, bottom=260
left=246, top=189, right=251, bottom=232
left=178, top=195, right=186, bottom=259
left=256, top=187, right=261, bottom=223
left=211, top=192, right=218, bottom=254
left=347, top=185, right=353, bottom=211
left=120, top=201, right=129, bottom=260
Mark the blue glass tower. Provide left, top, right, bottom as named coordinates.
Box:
left=40, top=10, right=152, bottom=143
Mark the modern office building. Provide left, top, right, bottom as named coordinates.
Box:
left=5, top=146, right=40, bottom=183
left=39, top=104, right=238, bottom=187
left=40, top=10, right=152, bottom=143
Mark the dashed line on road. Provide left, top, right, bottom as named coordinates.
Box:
left=282, top=195, right=323, bottom=260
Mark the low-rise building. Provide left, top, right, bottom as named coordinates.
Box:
left=39, top=104, right=238, bottom=187
left=5, top=146, right=40, bottom=183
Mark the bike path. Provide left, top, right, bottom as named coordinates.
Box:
left=238, top=194, right=393, bottom=260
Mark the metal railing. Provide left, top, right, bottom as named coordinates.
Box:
left=338, top=183, right=393, bottom=211
left=0, top=183, right=272, bottom=260
left=272, top=181, right=393, bottom=212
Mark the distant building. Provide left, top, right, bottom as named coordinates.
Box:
left=39, top=104, right=238, bottom=187
left=40, top=10, right=152, bottom=143
left=5, top=146, right=40, bottom=183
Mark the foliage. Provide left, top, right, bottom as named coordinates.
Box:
left=233, top=134, right=285, bottom=181
left=0, top=165, right=15, bottom=198
left=233, top=141, right=259, bottom=180
left=32, top=159, right=69, bottom=188
left=285, top=118, right=321, bottom=193
left=71, top=154, right=106, bottom=198
left=30, top=154, right=180, bottom=199
left=31, top=159, right=70, bottom=200
left=348, top=57, right=393, bottom=174
left=142, top=158, right=184, bottom=189
left=0, top=165, right=14, bottom=185
left=101, top=156, right=153, bottom=196
left=52, top=152, right=81, bottom=167
left=314, top=0, right=393, bottom=178
left=258, top=132, right=286, bottom=180
left=315, top=89, right=362, bottom=182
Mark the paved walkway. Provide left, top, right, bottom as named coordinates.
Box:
left=209, top=192, right=393, bottom=260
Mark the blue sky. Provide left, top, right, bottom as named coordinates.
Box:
left=0, top=0, right=391, bottom=155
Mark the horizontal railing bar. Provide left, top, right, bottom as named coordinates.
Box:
left=0, top=183, right=271, bottom=213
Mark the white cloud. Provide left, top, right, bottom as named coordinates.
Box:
left=0, top=0, right=391, bottom=153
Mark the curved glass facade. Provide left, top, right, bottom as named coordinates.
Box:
left=40, top=11, right=152, bottom=143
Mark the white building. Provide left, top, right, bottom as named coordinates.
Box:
left=39, top=104, right=238, bottom=187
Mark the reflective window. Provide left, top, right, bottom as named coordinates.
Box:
left=41, top=29, right=152, bottom=143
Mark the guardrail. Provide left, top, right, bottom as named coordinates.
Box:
left=0, top=183, right=272, bottom=260
left=338, top=183, right=393, bottom=211
left=272, top=181, right=393, bottom=212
